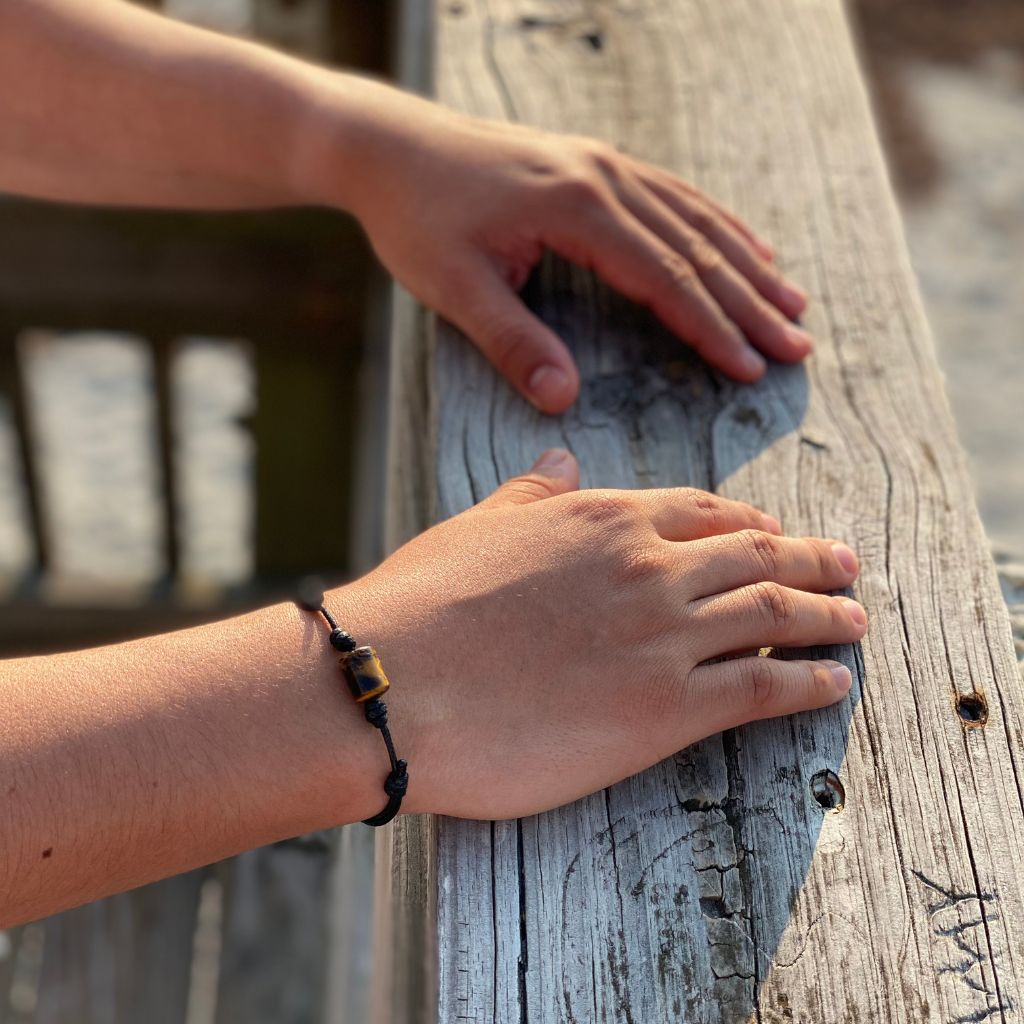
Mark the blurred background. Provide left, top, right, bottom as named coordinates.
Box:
left=0, top=2, right=399, bottom=659
left=0, top=0, right=1021, bottom=1021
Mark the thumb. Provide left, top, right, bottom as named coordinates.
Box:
left=477, top=449, right=580, bottom=509
left=446, top=262, right=580, bottom=414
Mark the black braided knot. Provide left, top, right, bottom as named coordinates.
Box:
left=363, top=697, right=389, bottom=730
left=384, top=760, right=409, bottom=798
left=329, top=628, right=357, bottom=652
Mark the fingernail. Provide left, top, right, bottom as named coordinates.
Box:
left=824, top=660, right=853, bottom=693
left=526, top=366, right=571, bottom=411
left=760, top=513, right=783, bottom=535
left=831, top=542, right=858, bottom=575
left=839, top=597, right=867, bottom=627
left=784, top=323, right=814, bottom=354
left=781, top=281, right=808, bottom=310
left=738, top=348, right=767, bottom=378
left=532, top=448, right=572, bottom=476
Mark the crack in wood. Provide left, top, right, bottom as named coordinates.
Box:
left=912, top=870, right=1011, bottom=1021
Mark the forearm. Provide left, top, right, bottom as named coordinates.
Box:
left=0, top=0, right=384, bottom=211
left=0, top=591, right=392, bottom=927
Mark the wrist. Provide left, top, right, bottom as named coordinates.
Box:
left=287, top=70, right=445, bottom=225
left=287, top=70, right=385, bottom=216
left=324, top=576, right=440, bottom=817
left=233, top=594, right=395, bottom=831
left=271, top=578, right=433, bottom=825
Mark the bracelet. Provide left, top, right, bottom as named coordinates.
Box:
left=297, top=584, right=408, bottom=827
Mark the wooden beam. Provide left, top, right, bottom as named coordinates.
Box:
left=152, top=336, right=181, bottom=580
left=0, top=325, right=48, bottom=574
left=382, top=0, right=1024, bottom=1020
left=0, top=202, right=369, bottom=343
left=33, top=872, right=204, bottom=1024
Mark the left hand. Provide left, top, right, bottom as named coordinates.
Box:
left=330, top=81, right=811, bottom=413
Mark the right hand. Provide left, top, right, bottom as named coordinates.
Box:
left=341, top=449, right=865, bottom=820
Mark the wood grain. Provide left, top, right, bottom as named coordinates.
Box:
left=213, top=841, right=333, bottom=1024
left=382, top=1, right=1024, bottom=1020
left=32, top=872, right=203, bottom=1024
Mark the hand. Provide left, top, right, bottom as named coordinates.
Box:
left=339, top=450, right=865, bottom=820
left=333, top=83, right=811, bottom=414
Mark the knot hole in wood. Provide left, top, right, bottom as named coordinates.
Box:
left=956, top=690, right=988, bottom=727
left=810, top=769, right=845, bottom=813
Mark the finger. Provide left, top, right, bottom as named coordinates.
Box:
left=443, top=260, right=580, bottom=414
left=635, top=488, right=782, bottom=540
left=544, top=207, right=767, bottom=382
left=477, top=448, right=580, bottom=508
left=682, top=530, right=859, bottom=599
left=688, top=583, right=867, bottom=658
left=639, top=162, right=777, bottom=263
left=616, top=182, right=812, bottom=365
left=639, top=174, right=807, bottom=319
left=686, top=657, right=853, bottom=735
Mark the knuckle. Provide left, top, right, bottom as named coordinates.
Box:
left=658, top=250, right=699, bottom=292
left=555, top=170, right=606, bottom=211
left=688, top=237, right=725, bottom=275
left=685, top=489, right=727, bottom=533
left=483, top=321, right=535, bottom=378
left=748, top=658, right=781, bottom=708
left=828, top=595, right=851, bottom=631
left=615, top=539, right=669, bottom=586
left=742, top=529, right=782, bottom=579
left=585, top=139, right=621, bottom=173
left=811, top=540, right=834, bottom=579
left=688, top=204, right=718, bottom=237
left=750, top=581, right=796, bottom=628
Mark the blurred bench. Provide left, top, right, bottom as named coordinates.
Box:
left=0, top=202, right=375, bottom=652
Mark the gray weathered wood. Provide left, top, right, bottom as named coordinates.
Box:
left=0, top=326, right=47, bottom=575
left=0, top=922, right=44, bottom=1024
left=33, top=872, right=204, bottom=1024
left=381, top=0, right=1024, bottom=1021
left=368, top=3, right=440, bottom=1021
left=213, top=842, right=333, bottom=1024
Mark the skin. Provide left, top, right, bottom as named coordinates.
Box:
left=1, top=452, right=866, bottom=925
left=0, top=2, right=867, bottom=924
left=0, top=0, right=812, bottom=413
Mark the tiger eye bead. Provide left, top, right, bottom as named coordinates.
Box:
left=340, top=646, right=391, bottom=703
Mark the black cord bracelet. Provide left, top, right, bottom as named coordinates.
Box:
left=297, top=585, right=408, bottom=828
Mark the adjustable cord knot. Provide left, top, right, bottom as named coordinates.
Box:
left=363, top=697, right=389, bottom=730
left=296, top=582, right=407, bottom=828
left=385, top=760, right=409, bottom=799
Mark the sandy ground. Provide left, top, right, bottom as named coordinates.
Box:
left=897, top=53, right=1024, bottom=651
left=901, top=54, right=1024, bottom=564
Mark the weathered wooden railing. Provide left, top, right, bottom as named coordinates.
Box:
left=374, top=1, right=1024, bottom=1021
